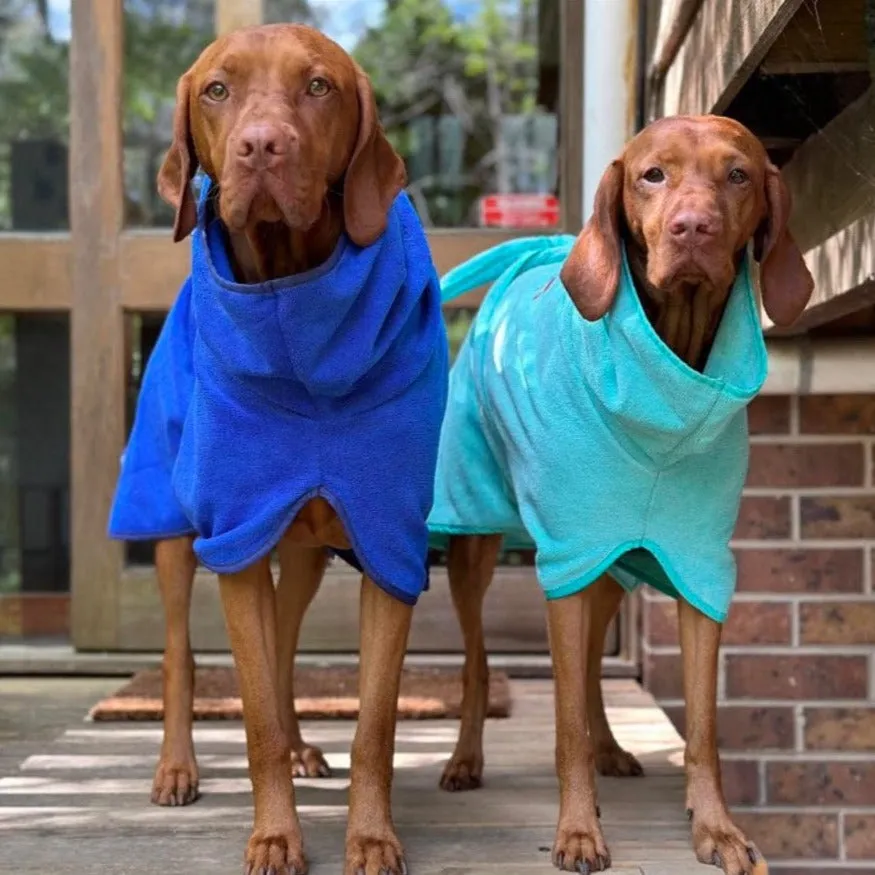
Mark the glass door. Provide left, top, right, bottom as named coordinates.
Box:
left=65, top=0, right=635, bottom=671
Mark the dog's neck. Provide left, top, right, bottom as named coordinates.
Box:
left=624, top=236, right=734, bottom=373
left=225, top=194, right=345, bottom=283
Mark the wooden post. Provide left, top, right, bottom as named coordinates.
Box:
left=69, top=0, right=125, bottom=649
left=216, top=0, right=265, bottom=35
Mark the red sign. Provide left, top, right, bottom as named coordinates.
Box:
left=478, top=194, right=560, bottom=228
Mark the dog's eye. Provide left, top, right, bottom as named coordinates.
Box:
left=307, top=77, right=331, bottom=97
left=205, top=81, right=229, bottom=102
left=642, top=167, right=665, bottom=184
left=728, top=168, right=749, bottom=184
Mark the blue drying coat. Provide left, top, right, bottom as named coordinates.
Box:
left=427, top=236, right=767, bottom=622
left=109, top=185, right=448, bottom=605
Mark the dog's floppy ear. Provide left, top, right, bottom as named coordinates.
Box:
left=157, top=71, right=198, bottom=243
left=343, top=66, right=407, bottom=247
left=559, top=159, right=624, bottom=321
left=754, top=162, right=814, bottom=327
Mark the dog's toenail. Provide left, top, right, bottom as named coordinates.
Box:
left=400, top=858, right=408, bottom=875
left=596, top=806, right=601, bottom=819
left=712, top=851, right=721, bottom=868
left=686, top=808, right=693, bottom=821
left=747, top=848, right=758, bottom=864
left=575, top=861, right=590, bottom=875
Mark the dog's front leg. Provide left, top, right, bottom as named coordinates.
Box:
left=345, top=575, right=412, bottom=875
left=220, top=557, right=307, bottom=875
left=276, top=542, right=332, bottom=778
left=152, top=536, right=199, bottom=806
left=679, top=599, right=762, bottom=875
left=548, top=587, right=611, bottom=873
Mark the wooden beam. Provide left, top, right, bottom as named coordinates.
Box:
left=0, top=227, right=563, bottom=315
left=69, top=0, right=125, bottom=650
left=118, top=564, right=555, bottom=653
left=215, top=0, right=263, bottom=34
left=649, top=0, right=703, bottom=79
left=117, top=229, right=545, bottom=311
left=560, top=0, right=584, bottom=231
left=761, top=0, right=868, bottom=75
left=764, top=212, right=875, bottom=334
left=658, top=0, right=804, bottom=117
left=781, top=85, right=875, bottom=253
left=0, top=236, right=71, bottom=310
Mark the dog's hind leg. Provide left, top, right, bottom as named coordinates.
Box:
left=587, top=575, right=644, bottom=777
left=276, top=541, right=332, bottom=778
left=439, top=533, right=502, bottom=792
left=152, top=535, right=200, bottom=806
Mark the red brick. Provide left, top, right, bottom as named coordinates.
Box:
left=800, top=601, right=875, bottom=645
left=747, top=443, right=864, bottom=488
left=663, top=705, right=795, bottom=750
left=733, top=813, right=838, bottom=859
left=801, top=497, right=875, bottom=539
left=645, top=599, right=790, bottom=647
left=722, top=759, right=760, bottom=806
left=767, top=761, right=875, bottom=806
left=846, top=814, right=875, bottom=859
left=735, top=497, right=792, bottom=539
left=645, top=598, right=677, bottom=646
left=748, top=396, right=791, bottom=434
left=725, top=655, right=868, bottom=700
left=735, top=548, right=864, bottom=593
left=643, top=651, right=683, bottom=700
left=799, top=395, right=875, bottom=434
left=724, top=601, right=792, bottom=645
left=804, top=707, right=875, bottom=752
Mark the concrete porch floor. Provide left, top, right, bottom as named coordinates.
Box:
left=0, top=675, right=712, bottom=875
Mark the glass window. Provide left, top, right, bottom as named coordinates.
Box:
left=343, top=0, right=561, bottom=228
left=124, top=0, right=562, bottom=230
left=0, top=313, right=71, bottom=594
left=0, top=0, right=71, bottom=231
left=123, top=0, right=215, bottom=227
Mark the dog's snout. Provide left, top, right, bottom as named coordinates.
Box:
left=668, top=209, right=721, bottom=245
left=235, top=123, right=292, bottom=167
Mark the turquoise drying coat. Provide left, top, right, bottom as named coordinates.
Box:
left=427, top=236, right=767, bottom=622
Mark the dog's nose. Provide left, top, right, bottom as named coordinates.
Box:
left=235, top=123, right=290, bottom=168
left=668, top=210, right=720, bottom=245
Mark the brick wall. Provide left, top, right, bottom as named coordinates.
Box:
left=641, top=394, right=875, bottom=873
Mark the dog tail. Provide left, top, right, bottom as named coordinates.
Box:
left=440, top=235, right=576, bottom=305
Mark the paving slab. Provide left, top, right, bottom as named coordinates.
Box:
left=0, top=676, right=712, bottom=875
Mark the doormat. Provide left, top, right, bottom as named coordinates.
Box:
left=88, top=665, right=512, bottom=721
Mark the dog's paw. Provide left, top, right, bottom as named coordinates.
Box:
left=691, top=814, right=764, bottom=875
left=594, top=744, right=644, bottom=778
left=439, top=752, right=483, bottom=792
left=151, top=751, right=200, bottom=806
left=345, top=830, right=407, bottom=875
left=244, top=826, right=308, bottom=875
left=552, top=819, right=611, bottom=874
left=290, top=745, right=331, bottom=778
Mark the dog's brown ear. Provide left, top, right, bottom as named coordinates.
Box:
left=755, top=162, right=813, bottom=327
left=559, top=159, right=624, bottom=321
left=157, top=72, right=198, bottom=243
left=343, top=67, right=407, bottom=247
